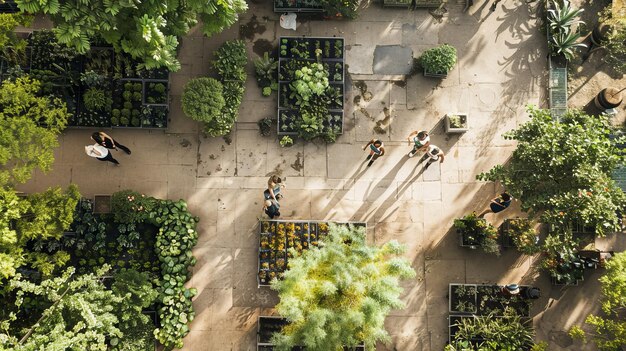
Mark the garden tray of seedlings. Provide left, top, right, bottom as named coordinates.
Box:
left=448, top=284, right=531, bottom=318
left=8, top=30, right=171, bottom=129
left=257, top=220, right=366, bottom=287
left=277, top=36, right=345, bottom=136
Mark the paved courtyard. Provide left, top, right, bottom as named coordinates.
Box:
left=18, top=1, right=626, bottom=350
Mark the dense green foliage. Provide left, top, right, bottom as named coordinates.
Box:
left=0, top=185, right=80, bottom=283
left=0, top=265, right=157, bottom=350
left=419, top=44, right=457, bottom=74
left=0, top=14, right=32, bottom=65
left=598, top=6, right=626, bottom=73
left=477, top=107, right=626, bottom=236
left=318, top=0, right=361, bottom=19
left=0, top=77, right=69, bottom=187
left=570, top=251, right=626, bottom=350
left=454, top=212, right=500, bottom=255
left=270, top=224, right=416, bottom=351
left=205, top=40, right=247, bottom=136
left=447, top=309, right=537, bottom=351
left=181, top=77, right=225, bottom=123
left=14, top=0, right=248, bottom=70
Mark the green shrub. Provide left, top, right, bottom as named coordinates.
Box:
left=111, top=190, right=154, bottom=224
left=132, top=91, right=142, bottom=102
left=280, top=135, right=293, bottom=147
left=262, top=86, right=271, bottom=96
left=181, top=77, right=225, bottom=123
left=120, top=117, right=129, bottom=125
left=123, top=101, right=132, bottom=109
left=121, top=109, right=130, bottom=117
left=204, top=81, right=242, bottom=137
left=83, top=87, right=109, bottom=111
left=122, top=90, right=132, bottom=101
left=80, top=70, right=106, bottom=87
left=133, top=83, right=142, bottom=92
left=111, top=116, right=119, bottom=125
left=131, top=117, right=140, bottom=127
left=420, top=44, right=457, bottom=74
left=213, top=40, right=247, bottom=81
left=112, top=109, right=121, bottom=117
left=153, top=83, right=166, bottom=93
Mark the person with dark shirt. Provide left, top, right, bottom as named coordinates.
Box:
left=479, top=192, right=512, bottom=216
left=362, top=139, right=385, bottom=167
left=263, top=200, right=280, bottom=219
left=91, top=131, right=132, bottom=155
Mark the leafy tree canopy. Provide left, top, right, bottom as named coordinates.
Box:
left=477, top=106, right=626, bottom=235
left=0, top=265, right=156, bottom=350
left=0, top=77, right=69, bottom=188
left=270, top=224, right=416, bottom=351
left=0, top=185, right=80, bottom=284
left=13, top=0, right=248, bottom=70
left=570, top=251, right=626, bottom=350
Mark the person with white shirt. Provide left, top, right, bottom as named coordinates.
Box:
left=84, top=143, right=119, bottom=165
left=421, top=145, right=445, bottom=169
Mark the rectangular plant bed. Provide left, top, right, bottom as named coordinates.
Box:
left=475, top=285, right=531, bottom=317
left=383, top=0, right=413, bottom=8
left=444, top=113, right=468, bottom=134
left=258, top=220, right=366, bottom=287
left=277, top=36, right=345, bottom=137
left=449, top=284, right=477, bottom=314
left=258, top=316, right=365, bottom=350
left=448, top=314, right=476, bottom=344
left=5, top=31, right=171, bottom=129
left=273, top=0, right=324, bottom=13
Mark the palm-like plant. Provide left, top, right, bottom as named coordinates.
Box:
left=550, top=28, right=587, bottom=60
left=548, top=0, right=584, bottom=32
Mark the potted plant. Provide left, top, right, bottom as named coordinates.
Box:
left=444, top=113, right=468, bottom=133
left=454, top=212, right=500, bottom=255
left=541, top=233, right=585, bottom=285
left=501, top=218, right=540, bottom=255
left=594, top=87, right=624, bottom=110
left=419, top=44, right=457, bottom=78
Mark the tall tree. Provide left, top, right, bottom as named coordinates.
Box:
left=14, top=0, right=248, bottom=70
left=570, top=251, right=626, bottom=350
left=0, top=77, right=69, bottom=188
left=477, top=106, right=626, bottom=235
left=270, top=224, right=416, bottom=351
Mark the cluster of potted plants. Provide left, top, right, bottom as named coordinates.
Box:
left=454, top=212, right=500, bottom=255
left=1, top=30, right=170, bottom=128
left=277, top=36, right=345, bottom=142
left=500, top=218, right=541, bottom=255
left=258, top=220, right=364, bottom=285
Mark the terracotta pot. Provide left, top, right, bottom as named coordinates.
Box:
left=594, top=88, right=623, bottom=110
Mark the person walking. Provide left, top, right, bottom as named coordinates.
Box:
left=407, top=130, right=430, bottom=157
left=420, top=145, right=444, bottom=169
left=263, top=199, right=281, bottom=219
left=479, top=192, right=512, bottom=217
left=85, top=144, right=119, bottom=165
left=363, top=139, right=385, bottom=167
left=91, top=131, right=131, bottom=155
left=265, top=175, right=285, bottom=202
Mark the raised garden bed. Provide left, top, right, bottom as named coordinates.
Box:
left=448, top=284, right=532, bottom=317
left=1, top=31, right=169, bottom=129
left=448, top=315, right=476, bottom=344
left=258, top=220, right=366, bottom=286
left=273, top=0, right=324, bottom=13
left=277, top=36, right=345, bottom=137
left=258, top=316, right=365, bottom=350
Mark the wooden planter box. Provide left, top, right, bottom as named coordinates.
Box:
left=423, top=68, right=448, bottom=78
left=383, top=0, right=413, bottom=8
left=449, top=284, right=477, bottom=314
left=93, top=194, right=112, bottom=214
left=444, top=114, right=468, bottom=133
left=258, top=220, right=366, bottom=287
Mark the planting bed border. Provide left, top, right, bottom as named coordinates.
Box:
left=448, top=283, right=532, bottom=317
left=257, top=219, right=366, bottom=287
left=258, top=316, right=365, bottom=350
left=273, top=0, right=324, bottom=13
left=277, top=36, right=345, bottom=136
left=0, top=33, right=170, bottom=129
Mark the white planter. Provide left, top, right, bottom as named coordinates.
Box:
left=445, top=114, right=468, bottom=133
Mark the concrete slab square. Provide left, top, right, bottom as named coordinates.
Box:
left=346, top=45, right=374, bottom=75
left=167, top=97, right=200, bottom=134
left=390, top=82, right=407, bottom=106
left=354, top=179, right=395, bottom=202
left=266, top=142, right=304, bottom=177
left=379, top=316, right=430, bottom=351
left=189, top=288, right=214, bottom=332
left=237, top=94, right=276, bottom=123
left=166, top=134, right=198, bottom=165
left=197, top=135, right=237, bottom=177
left=373, top=45, right=414, bottom=75
left=424, top=259, right=466, bottom=297
left=466, top=251, right=531, bottom=283
left=193, top=247, right=233, bottom=288
left=303, top=142, right=328, bottom=177
left=236, top=130, right=268, bottom=176
left=277, top=189, right=311, bottom=219
left=310, top=189, right=355, bottom=220
left=327, top=143, right=367, bottom=179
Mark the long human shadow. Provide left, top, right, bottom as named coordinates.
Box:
left=315, top=156, right=371, bottom=220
